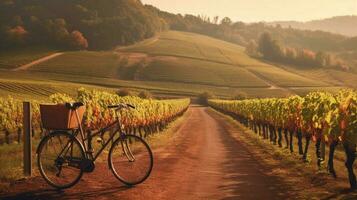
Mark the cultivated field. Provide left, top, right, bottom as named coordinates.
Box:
left=0, top=47, right=55, bottom=70
left=0, top=31, right=355, bottom=100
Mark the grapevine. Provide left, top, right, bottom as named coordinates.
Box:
left=0, top=88, right=190, bottom=144
left=209, top=89, right=357, bottom=188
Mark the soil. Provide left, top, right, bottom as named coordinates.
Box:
left=0, top=106, right=313, bottom=200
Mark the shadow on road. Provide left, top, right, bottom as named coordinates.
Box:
left=207, top=109, right=296, bottom=200
left=2, top=185, right=131, bottom=200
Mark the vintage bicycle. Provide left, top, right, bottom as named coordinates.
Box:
left=37, top=102, right=153, bottom=189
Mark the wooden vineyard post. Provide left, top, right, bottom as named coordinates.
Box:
left=23, top=102, right=32, bottom=176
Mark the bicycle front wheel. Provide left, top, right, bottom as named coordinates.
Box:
left=37, top=131, right=85, bottom=189
left=109, top=134, right=153, bottom=186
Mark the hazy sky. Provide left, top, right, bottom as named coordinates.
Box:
left=141, top=0, right=357, bottom=22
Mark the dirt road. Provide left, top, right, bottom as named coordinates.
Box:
left=12, top=52, right=64, bottom=71
left=2, top=106, right=292, bottom=200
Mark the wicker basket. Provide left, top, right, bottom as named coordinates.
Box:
left=40, top=104, right=85, bottom=130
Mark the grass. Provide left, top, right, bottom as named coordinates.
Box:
left=124, top=31, right=264, bottom=67
left=139, top=57, right=269, bottom=87
left=0, top=46, right=56, bottom=69
left=265, top=61, right=357, bottom=88
left=326, top=69, right=357, bottom=88
left=0, top=139, right=40, bottom=191
left=0, top=31, right=353, bottom=100
left=145, top=107, right=190, bottom=148
left=246, top=66, right=329, bottom=87
left=121, top=31, right=337, bottom=89
left=30, top=51, right=121, bottom=78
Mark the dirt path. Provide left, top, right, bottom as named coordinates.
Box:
left=244, top=68, right=294, bottom=93
left=12, top=52, right=64, bottom=71
left=1, top=106, right=293, bottom=200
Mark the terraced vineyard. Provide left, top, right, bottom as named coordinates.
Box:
left=138, top=57, right=269, bottom=87
left=0, top=76, right=118, bottom=100
left=246, top=66, right=329, bottom=87
left=0, top=31, right=355, bottom=100
left=121, top=31, right=339, bottom=89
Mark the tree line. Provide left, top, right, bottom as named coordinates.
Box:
left=0, top=0, right=167, bottom=50
left=147, top=5, right=357, bottom=52
left=245, top=32, right=348, bottom=70
left=1, top=0, right=357, bottom=57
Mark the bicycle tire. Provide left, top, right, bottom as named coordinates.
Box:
left=108, top=134, right=153, bottom=186
left=37, top=131, right=85, bottom=189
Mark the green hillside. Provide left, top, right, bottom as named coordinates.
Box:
left=0, top=31, right=354, bottom=99
left=0, top=47, right=55, bottom=70
left=30, top=51, right=120, bottom=78
left=120, top=31, right=331, bottom=88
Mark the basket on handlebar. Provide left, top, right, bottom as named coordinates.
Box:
left=40, top=104, right=85, bottom=130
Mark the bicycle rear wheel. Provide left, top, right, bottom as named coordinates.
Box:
left=37, top=131, right=85, bottom=189
left=109, top=134, right=153, bottom=186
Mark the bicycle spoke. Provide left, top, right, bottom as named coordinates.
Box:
left=38, top=132, right=84, bottom=189
left=109, top=135, right=153, bottom=185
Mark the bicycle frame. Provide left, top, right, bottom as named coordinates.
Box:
left=58, top=108, right=127, bottom=162
left=37, top=103, right=153, bottom=189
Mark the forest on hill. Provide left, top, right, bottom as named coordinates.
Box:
left=0, top=0, right=167, bottom=50
left=1, top=0, right=357, bottom=70
left=268, top=16, right=357, bottom=37
left=147, top=6, right=357, bottom=52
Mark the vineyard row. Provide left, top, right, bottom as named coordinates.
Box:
left=208, top=90, right=357, bottom=188
left=0, top=88, right=190, bottom=144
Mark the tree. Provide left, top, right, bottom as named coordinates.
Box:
left=67, top=30, right=88, bottom=50
left=296, top=49, right=316, bottom=66
left=220, top=17, right=232, bottom=26
left=258, top=32, right=282, bottom=60
left=315, top=51, right=327, bottom=66
left=284, top=47, right=297, bottom=64
left=245, top=40, right=259, bottom=57
left=325, top=54, right=332, bottom=66
left=12, top=16, right=23, bottom=26
left=197, top=92, right=214, bottom=105
left=6, top=26, right=28, bottom=46
left=213, top=16, right=219, bottom=24
left=42, top=19, right=69, bottom=46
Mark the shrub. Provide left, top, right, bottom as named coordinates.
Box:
left=116, top=88, right=133, bottom=97
left=197, top=92, right=214, bottom=105
left=138, top=91, right=153, bottom=99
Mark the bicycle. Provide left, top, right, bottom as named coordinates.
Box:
left=37, top=102, right=153, bottom=189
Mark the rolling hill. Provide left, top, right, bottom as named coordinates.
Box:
left=268, top=16, right=357, bottom=37
left=0, top=31, right=354, bottom=100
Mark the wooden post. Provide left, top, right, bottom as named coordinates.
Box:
left=23, top=102, right=32, bottom=176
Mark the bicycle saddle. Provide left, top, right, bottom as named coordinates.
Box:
left=65, top=102, right=84, bottom=110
